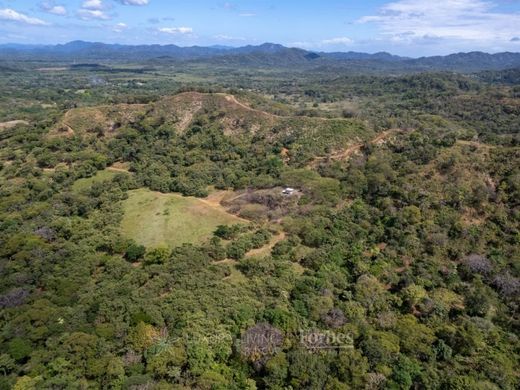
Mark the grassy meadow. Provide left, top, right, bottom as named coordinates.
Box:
left=120, top=188, right=245, bottom=248
left=71, top=169, right=120, bottom=192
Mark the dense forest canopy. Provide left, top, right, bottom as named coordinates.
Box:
left=0, top=51, right=519, bottom=389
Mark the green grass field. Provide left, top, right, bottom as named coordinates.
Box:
left=72, top=169, right=130, bottom=192
left=72, top=169, right=120, bottom=192
left=120, top=188, right=245, bottom=248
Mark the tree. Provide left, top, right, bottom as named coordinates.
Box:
left=360, top=331, right=400, bottom=367
left=394, top=315, right=435, bottom=359
left=144, top=247, right=171, bottom=265
left=214, top=224, right=241, bottom=240
left=335, top=349, right=369, bottom=388
left=239, top=323, right=284, bottom=370
left=128, top=322, right=160, bottom=352
left=461, top=254, right=493, bottom=278
left=0, top=354, right=15, bottom=376
left=321, top=308, right=347, bottom=329
left=125, top=242, right=146, bottom=262
left=8, top=338, right=32, bottom=362
left=13, top=376, right=42, bottom=390
left=492, top=272, right=519, bottom=298
left=263, top=352, right=288, bottom=388
left=390, top=355, right=421, bottom=388
left=227, top=238, right=252, bottom=260
left=354, top=275, right=391, bottom=314
left=146, top=345, right=187, bottom=380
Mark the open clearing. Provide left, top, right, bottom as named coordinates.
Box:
left=121, top=188, right=246, bottom=248
left=72, top=169, right=124, bottom=192
left=0, top=120, right=29, bottom=130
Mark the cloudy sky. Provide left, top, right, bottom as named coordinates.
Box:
left=1, top=0, right=520, bottom=56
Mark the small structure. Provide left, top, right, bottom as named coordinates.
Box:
left=282, top=187, right=295, bottom=196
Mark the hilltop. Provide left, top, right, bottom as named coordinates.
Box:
left=48, top=91, right=372, bottom=159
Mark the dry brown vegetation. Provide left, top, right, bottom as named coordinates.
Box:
left=222, top=187, right=302, bottom=221
left=48, top=92, right=364, bottom=143
left=0, top=120, right=29, bottom=130
left=107, top=161, right=131, bottom=173
left=309, top=128, right=408, bottom=168
left=48, top=103, right=147, bottom=138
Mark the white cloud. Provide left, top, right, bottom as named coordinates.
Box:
left=40, top=2, right=67, bottom=16
left=0, top=8, right=49, bottom=25
left=47, top=6, right=66, bottom=15
left=113, top=22, right=128, bottom=32
left=322, top=37, right=354, bottom=45
left=239, top=13, right=256, bottom=17
left=214, top=34, right=246, bottom=41
left=78, top=9, right=111, bottom=20
left=289, top=41, right=313, bottom=48
left=116, top=0, right=150, bottom=5
left=78, top=0, right=111, bottom=20
left=359, top=0, right=520, bottom=44
left=82, top=0, right=104, bottom=11
left=158, top=27, right=193, bottom=35
left=284, top=38, right=356, bottom=50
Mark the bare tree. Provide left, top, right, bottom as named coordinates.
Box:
left=239, top=323, right=283, bottom=370
left=493, top=272, right=520, bottom=297
left=322, top=308, right=347, bottom=329
left=462, top=254, right=493, bottom=276
left=0, top=288, right=29, bottom=309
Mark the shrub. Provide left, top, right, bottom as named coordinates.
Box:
left=214, top=224, right=242, bottom=240
left=125, top=243, right=146, bottom=262
left=8, top=338, right=32, bottom=362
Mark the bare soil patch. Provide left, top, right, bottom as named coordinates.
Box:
left=0, top=120, right=29, bottom=130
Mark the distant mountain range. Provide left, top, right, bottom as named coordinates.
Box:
left=1, top=41, right=520, bottom=73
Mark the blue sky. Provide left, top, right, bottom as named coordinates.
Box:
left=1, top=0, right=520, bottom=56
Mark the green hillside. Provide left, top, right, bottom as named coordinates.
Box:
left=0, top=58, right=518, bottom=389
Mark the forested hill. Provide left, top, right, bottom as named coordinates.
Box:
left=0, top=52, right=519, bottom=388
left=2, top=41, right=520, bottom=72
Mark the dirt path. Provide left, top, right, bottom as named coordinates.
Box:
left=106, top=162, right=131, bottom=173
left=245, top=231, right=286, bottom=258
left=311, top=143, right=364, bottom=165
left=197, top=191, right=250, bottom=223
left=177, top=100, right=204, bottom=132
left=107, top=167, right=130, bottom=173
left=219, top=94, right=276, bottom=118
left=201, top=190, right=251, bottom=208
left=456, top=140, right=497, bottom=150
left=37, top=67, right=67, bottom=72
left=199, top=191, right=233, bottom=208
left=309, top=128, right=407, bottom=167
left=372, top=129, right=403, bottom=144
left=216, top=93, right=344, bottom=122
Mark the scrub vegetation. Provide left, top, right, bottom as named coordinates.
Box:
left=0, top=53, right=518, bottom=389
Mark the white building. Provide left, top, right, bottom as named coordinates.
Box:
left=282, top=187, right=295, bottom=195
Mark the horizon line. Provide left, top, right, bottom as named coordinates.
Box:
left=2, top=40, right=520, bottom=59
